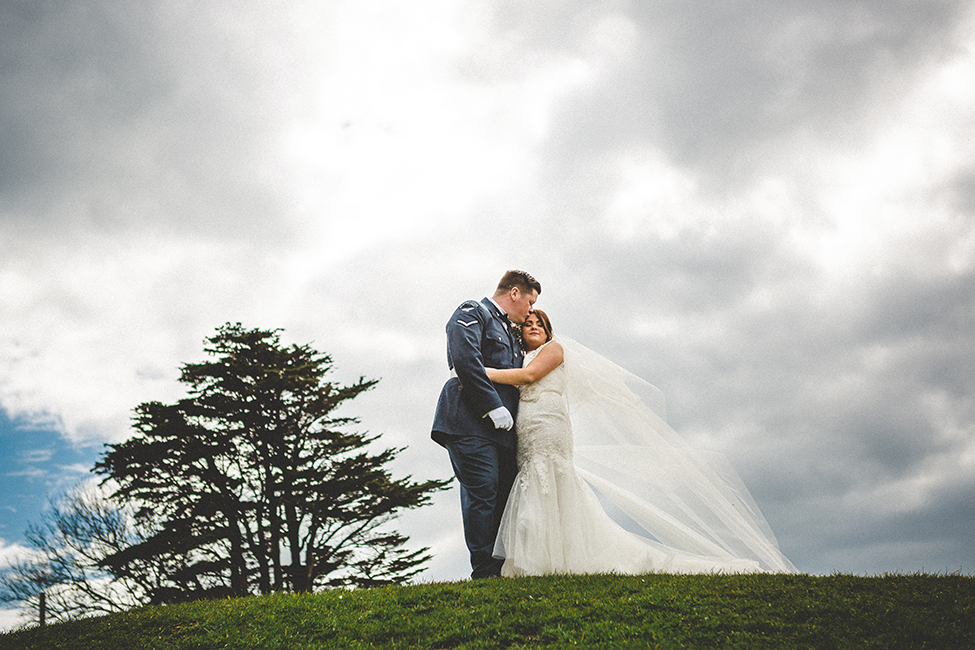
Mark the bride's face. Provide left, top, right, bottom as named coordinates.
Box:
left=521, top=314, right=548, bottom=350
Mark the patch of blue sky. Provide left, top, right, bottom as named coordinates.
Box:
left=0, top=410, right=102, bottom=545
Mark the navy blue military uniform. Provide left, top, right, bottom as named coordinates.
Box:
left=432, top=297, right=524, bottom=578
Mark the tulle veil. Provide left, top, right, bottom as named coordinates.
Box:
left=558, top=335, right=796, bottom=573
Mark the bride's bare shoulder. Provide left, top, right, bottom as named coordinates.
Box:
left=537, top=340, right=564, bottom=360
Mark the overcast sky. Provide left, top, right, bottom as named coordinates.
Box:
left=2, top=0, right=975, bottom=625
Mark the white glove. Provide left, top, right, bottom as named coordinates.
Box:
left=486, top=406, right=514, bottom=431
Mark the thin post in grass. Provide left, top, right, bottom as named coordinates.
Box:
left=38, top=591, right=46, bottom=627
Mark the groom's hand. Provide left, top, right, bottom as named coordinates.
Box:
left=487, top=406, right=514, bottom=431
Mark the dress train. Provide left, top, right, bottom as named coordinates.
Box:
left=493, top=337, right=795, bottom=576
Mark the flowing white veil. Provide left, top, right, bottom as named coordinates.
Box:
left=559, top=336, right=796, bottom=573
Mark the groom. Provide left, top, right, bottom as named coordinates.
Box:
left=432, top=270, right=541, bottom=578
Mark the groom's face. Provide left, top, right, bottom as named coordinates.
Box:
left=508, top=288, right=538, bottom=325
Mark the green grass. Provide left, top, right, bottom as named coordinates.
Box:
left=2, top=573, right=973, bottom=649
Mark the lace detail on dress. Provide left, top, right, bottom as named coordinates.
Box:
left=514, top=342, right=572, bottom=494
left=517, top=343, right=565, bottom=403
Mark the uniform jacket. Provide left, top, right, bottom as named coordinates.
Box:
left=431, top=297, right=524, bottom=449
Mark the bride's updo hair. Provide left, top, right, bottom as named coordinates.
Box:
left=528, top=309, right=553, bottom=343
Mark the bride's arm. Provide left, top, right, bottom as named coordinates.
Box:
left=485, top=341, right=563, bottom=386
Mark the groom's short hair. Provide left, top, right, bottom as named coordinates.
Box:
left=495, top=270, right=541, bottom=296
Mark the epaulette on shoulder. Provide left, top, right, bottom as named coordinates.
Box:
left=453, top=299, right=485, bottom=329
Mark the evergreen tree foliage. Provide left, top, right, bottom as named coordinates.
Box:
left=93, top=323, right=447, bottom=603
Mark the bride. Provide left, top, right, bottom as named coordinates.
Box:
left=485, top=310, right=796, bottom=576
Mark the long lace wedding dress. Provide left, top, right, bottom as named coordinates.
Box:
left=493, top=337, right=796, bottom=576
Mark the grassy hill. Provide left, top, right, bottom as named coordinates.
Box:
left=1, top=572, right=972, bottom=649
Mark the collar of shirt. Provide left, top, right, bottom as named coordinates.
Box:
left=488, top=297, right=510, bottom=325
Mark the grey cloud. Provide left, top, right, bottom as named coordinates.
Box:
left=868, top=481, right=975, bottom=546
left=941, top=168, right=975, bottom=214
left=0, top=1, right=297, bottom=245
left=800, top=475, right=975, bottom=574
left=530, top=1, right=973, bottom=185
left=855, top=270, right=975, bottom=342
left=0, top=3, right=170, bottom=198
left=577, top=223, right=805, bottom=312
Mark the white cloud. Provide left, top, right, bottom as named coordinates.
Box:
left=0, top=540, right=32, bottom=632
left=0, top=607, right=26, bottom=633
left=0, top=539, right=30, bottom=569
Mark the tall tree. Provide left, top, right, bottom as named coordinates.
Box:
left=94, top=323, right=447, bottom=603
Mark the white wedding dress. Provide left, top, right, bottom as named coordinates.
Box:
left=493, top=337, right=796, bottom=576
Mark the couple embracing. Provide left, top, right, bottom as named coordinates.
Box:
left=432, top=270, right=795, bottom=579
